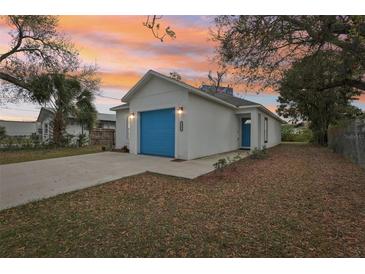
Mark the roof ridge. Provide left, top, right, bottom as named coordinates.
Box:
left=149, top=70, right=259, bottom=105
left=148, top=69, right=202, bottom=92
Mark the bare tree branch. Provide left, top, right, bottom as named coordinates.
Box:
left=143, top=16, right=176, bottom=42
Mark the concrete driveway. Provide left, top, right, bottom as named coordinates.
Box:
left=0, top=150, right=248, bottom=210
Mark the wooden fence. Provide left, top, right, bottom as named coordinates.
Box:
left=89, top=128, right=115, bottom=148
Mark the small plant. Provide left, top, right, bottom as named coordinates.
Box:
left=213, top=158, right=228, bottom=169
left=213, top=152, right=245, bottom=170
left=30, top=133, right=41, bottom=148
left=251, top=146, right=268, bottom=159
left=77, top=133, right=88, bottom=147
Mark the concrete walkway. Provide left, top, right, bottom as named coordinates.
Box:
left=0, top=150, right=248, bottom=210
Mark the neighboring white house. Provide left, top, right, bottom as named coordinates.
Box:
left=0, top=120, right=38, bottom=137
left=36, top=108, right=116, bottom=143
left=111, top=70, right=284, bottom=160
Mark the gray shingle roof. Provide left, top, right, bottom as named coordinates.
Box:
left=37, top=107, right=116, bottom=122
left=96, top=113, right=116, bottom=122
left=208, top=92, right=258, bottom=107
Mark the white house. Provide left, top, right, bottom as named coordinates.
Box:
left=0, top=120, right=38, bottom=137
left=111, top=70, right=284, bottom=160
left=37, top=108, right=116, bottom=143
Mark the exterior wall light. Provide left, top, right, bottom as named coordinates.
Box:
left=177, top=106, right=184, bottom=115
left=129, top=112, right=135, bottom=119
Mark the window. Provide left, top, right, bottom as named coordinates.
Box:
left=44, top=123, right=49, bottom=135
left=264, top=117, right=268, bottom=143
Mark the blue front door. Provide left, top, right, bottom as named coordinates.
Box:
left=242, top=121, right=251, bottom=148
left=140, top=108, right=175, bottom=157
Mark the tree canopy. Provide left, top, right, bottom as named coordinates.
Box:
left=0, top=16, right=79, bottom=103
left=43, top=72, right=97, bottom=145
left=212, top=16, right=365, bottom=92
left=277, top=52, right=362, bottom=144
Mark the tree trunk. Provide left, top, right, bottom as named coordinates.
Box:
left=315, top=125, right=329, bottom=146
left=318, top=131, right=328, bottom=146
left=52, top=111, right=65, bottom=146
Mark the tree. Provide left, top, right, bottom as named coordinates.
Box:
left=169, top=71, right=182, bottom=81
left=207, top=67, right=228, bottom=91
left=75, top=90, right=97, bottom=135
left=41, top=71, right=98, bottom=146
left=143, top=16, right=176, bottom=42
left=0, top=16, right=79, bottom=103
left=277, top=52, right=363, bottom=145
left=0, top=126, right=6, bottom=140
left=212, top=16, right=365, bottom=92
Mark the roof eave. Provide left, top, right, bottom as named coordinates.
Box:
left=257, top=105, right=286, bottom=123
left=122, top=70, right=155, bottom=102
left=122, top=70, right=237, bottom=109
left=237, top=105, right=285, bottom=123
left=110, top=104, right=130, bottom=111
left=237, top=104, right=262, bottom=109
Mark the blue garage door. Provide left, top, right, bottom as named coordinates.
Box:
left=140, top=108, right=175, bottom=157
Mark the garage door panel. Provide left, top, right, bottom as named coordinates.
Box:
left=140, top=108, right=175, bottom=157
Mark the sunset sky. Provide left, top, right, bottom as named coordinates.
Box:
left=1, top=15, right=364, bottom=121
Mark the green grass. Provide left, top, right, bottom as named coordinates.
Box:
left=281, top=125, right=313, bottom=142
left=0, top=144, right=364, bottom=257
left=0, top=145, right=104, bottom=165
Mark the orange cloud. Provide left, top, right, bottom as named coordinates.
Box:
left=58, top=16, right=212, bottom=47
left=56, top=16, right=218, bottom=95
left=98, top=71, right=141, bottom=90
left=1, top=16, right=364, bottom=120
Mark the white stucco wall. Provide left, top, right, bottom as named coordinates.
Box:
left=235, top=107, right=282, bottom=150
left=187, top=93, right=240, bottom=159
left=128, top=76, right=189, bottom=159
left=115, top=109, right=129, bottom=149
left=262, top=110, right=282, bottom=148
left=113, top=74, right=282, bottom=160
left=256, top=109, right=282, bottom=149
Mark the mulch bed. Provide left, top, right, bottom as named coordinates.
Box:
left=0, top=144, right=364, bottom=257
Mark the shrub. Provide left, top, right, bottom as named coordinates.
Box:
left=0, top=135, right=42, bottom=151
left=213, top=158, right=228, bottom=169
left=213, top=152, right=246, bottom=170
left=0, top=126, right=6, bottom=140
left=281, top=124, right=313, bottom=142
left=77, top=133, right=88, bottom=147
left=251, top=146, right=268, bottom=159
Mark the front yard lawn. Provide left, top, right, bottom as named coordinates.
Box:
left=0, top=145, right=104, bottom=165
left=0, top=144, right=364, bottom=257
